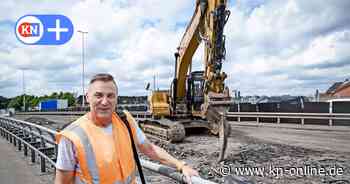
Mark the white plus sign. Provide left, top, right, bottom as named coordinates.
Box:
left=47, top=19, right=68, bottom=41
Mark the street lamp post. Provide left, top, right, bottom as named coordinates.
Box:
left=22, top=69, right=25, bottom=111
left=78, top=30, right=88, bottom=107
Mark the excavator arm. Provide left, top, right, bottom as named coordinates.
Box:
left=172, top=0, right=232, bottom=162
left=173, top=0, right=204, bottom=99
left=174, top=0, right=230, bottom=100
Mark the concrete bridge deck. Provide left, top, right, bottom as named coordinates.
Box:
left=0, top=137, right=53, bottom=184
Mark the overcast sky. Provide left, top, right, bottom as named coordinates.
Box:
left=0, top=0, right=349, bottom=98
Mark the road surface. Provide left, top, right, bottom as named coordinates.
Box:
left=0, top=136, right=54, bottom=184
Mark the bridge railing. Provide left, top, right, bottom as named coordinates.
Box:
left=17, top=111, right=350, bottom=126
left=226, top=112, right=350, bottom=126
left=0, top=116, right=57, bottom=173
left=0, top=116, right=223, bottom=184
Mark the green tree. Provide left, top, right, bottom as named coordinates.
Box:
left=0, top=96, right=9, bottom=109
left=8, top=96, right=23, bottom=110
left=62, top=92, right=75, bottom=106
left=50, top=92, right=58, bottom=99
left=6, top=91, right=77, bottom=111
left=58, top=91, right=64, bottom=99
left=29, top=97, right=40, bottom=108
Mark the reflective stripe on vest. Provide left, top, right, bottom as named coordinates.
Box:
left=56, top=113, right=137, bottom=184
left=73, top=124, right=100, bottom=183
left=74, top=169, right=137, bottom=184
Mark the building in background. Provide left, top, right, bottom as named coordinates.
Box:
left=320, top=79, right=350, bottom=101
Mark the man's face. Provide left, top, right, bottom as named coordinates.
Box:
left=86, top=81, right=117, bottom=120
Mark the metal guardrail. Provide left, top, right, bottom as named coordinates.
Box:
left=0, top=116, right=57, bottom=173
left=226, top=112, right=350, bottom=126
left=26, top=103, right=148, bottom=113
left=16, top=111, right=86, bottom=116
left=17, top=110, right=151, bottom=116
left=17, top=111, right=350, bottom=126
left=0, top=115, right=221, bottom=184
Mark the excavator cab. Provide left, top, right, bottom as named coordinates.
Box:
left=187, top=71, right=205, bottom=115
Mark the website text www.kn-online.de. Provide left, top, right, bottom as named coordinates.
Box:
left=211, top=164, right=345, bottom=178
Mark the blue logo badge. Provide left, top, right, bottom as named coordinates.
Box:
left=15, top=14, right=74, bottom=45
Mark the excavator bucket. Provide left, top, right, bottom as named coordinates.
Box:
left=218, top=110, right=230, bottom=162
left=206, top=104, right=231, bottom=162
left=203, top=90, right=232, bottom=162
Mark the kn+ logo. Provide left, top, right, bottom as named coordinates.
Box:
left=15, top=14, right=74, bottom=45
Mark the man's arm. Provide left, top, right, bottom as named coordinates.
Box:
left=138, top=142, right=183, bottom=170
left=138, top=141, right=199, bottom=184
left=55, top=169, right=75, bottom=184
left=55, top=137, right=78, bottom=184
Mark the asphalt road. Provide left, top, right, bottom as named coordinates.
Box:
left=0, top=137, right=54, bottom=184
left=230, top=121, right=350, bottom=153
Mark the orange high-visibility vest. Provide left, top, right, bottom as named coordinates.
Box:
left=56, top=112, right=138, bottom=184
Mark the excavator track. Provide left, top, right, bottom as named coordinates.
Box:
left=138, top=118, right=186, bottom=143
left=135, top=102, right=230, bottom=162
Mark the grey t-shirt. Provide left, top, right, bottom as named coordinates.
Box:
left=56, top=122, right=146, bottom=171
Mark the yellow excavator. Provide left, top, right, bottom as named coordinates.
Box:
left=139, top=0, right=232, bottom=162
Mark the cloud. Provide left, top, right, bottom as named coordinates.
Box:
left=0, top=0, right=349, bottom=99
left=223, top=0, right=350, bottom=96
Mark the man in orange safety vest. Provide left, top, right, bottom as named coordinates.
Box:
left=54, top=73, right=199, bottom=184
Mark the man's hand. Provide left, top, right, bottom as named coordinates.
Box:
left=181, top=165, right=199, bottom=184
left=139, top=143, right=200, bottom=183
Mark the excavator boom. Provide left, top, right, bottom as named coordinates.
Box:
left=174, top=0, right=230, bottom=100
left=143, top=0, right=232, bottom=162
